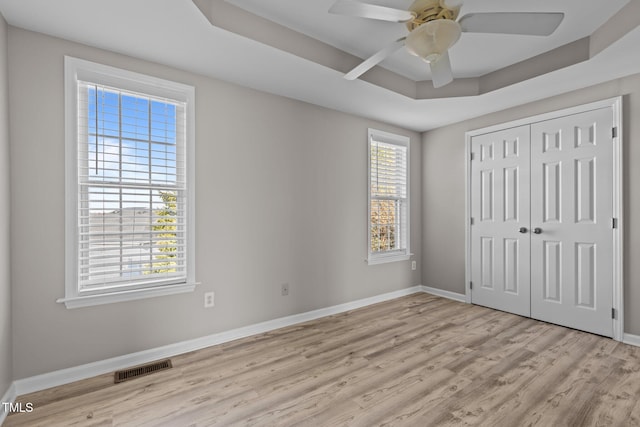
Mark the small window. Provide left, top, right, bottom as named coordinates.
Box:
left=368, top=129, right=410, bottom=265
left=60, top=57, right=196, bottom=308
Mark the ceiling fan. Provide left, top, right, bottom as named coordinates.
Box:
left=329, top=0, right=564, bottom=88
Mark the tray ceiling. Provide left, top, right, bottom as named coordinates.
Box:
left=226, top=0, right=628, bottom=81
left=0, top=0, right=638, bottom=131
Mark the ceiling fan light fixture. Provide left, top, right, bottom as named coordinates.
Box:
left=405, top=19, right=461, bottom=62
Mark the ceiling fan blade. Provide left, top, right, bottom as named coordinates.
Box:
left=329, top=0, right=415, bottom=23
left=459, top=12, right=564, bottom=36
left=344, top=38, right=406, bottom=80
left=430, top=51, right=453, bottom=88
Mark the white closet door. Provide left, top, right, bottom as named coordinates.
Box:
left=470, top=125, right=531, bottom=317
left=530, top=107, right=614, bottom=337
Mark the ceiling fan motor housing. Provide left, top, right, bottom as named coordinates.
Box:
left=407, top=0, right=461, bottom=32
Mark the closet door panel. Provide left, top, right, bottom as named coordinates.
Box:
left=470, top=126, right=531, bottom=317
left=530, top=107, right=614, bottom=337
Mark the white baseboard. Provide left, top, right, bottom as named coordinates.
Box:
left=1, top=382, right=17, bottom=424
left=420, top=285, right=467, bottom=303
left=623, top=333, right=640, bottom=348
left=14, top=285, right=424, bottom=397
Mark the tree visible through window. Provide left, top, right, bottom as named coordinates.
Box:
left=370, top=145, right=401, bottom=252
left=368, top=129, right=409, bottom=264
left=370, top=200, right=398, bottom=252
left=148, top=191, right=178, bottom=274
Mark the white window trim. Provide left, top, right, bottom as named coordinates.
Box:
left=59, top=56, right=197, bottom=309
left=367, top=128, right=410, bottom=265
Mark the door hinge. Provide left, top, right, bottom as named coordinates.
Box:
left=469, top=282, right=473, bottom=290
left=612, top=218, right=618, bottom=229
left=612, top=308, right=616, bottom=319
left=470, top=217, right=474, bottom=225
left=612, top=127, right=618, bottom=138
left=470, top=152, right=475, bottom=161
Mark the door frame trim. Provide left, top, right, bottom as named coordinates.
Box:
left=464, top=97, right=623, bottom=341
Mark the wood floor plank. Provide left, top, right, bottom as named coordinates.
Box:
left=579, top=358, right=640, bottom=426
left=6, top=293, right=640, bottom=426
left=469, top=333, right=616, bottom=426
left=256, top=337, right=471, bottom=425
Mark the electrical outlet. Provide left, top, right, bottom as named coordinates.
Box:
left=281, top=283, right=290, bottom=296
left=411, top=260, right=417, bottom=271
left=204, top=291, right=215, bottom=308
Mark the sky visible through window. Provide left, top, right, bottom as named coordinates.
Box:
left=87, top=86, right=178, bottom=190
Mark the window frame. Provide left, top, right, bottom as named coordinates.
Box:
left=367, top=128, right=411, bottom=265
left=60, top=56, right=196, bottom=309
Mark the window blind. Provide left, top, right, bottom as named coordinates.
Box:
left=76, top=82, right=188, bottom=292
left=369, top=138, right=408, bottom=254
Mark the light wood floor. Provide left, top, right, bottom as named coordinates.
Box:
left=6, top=293, right=640, bottom=426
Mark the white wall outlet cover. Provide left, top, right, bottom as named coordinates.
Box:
left=204, top=291, right=215, bottom=308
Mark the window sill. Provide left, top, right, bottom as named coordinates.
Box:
left=367, top=253, right=411, bottom=265
left=57, top=282, right=198, bottom=309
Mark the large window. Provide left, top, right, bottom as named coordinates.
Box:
left=368, top=129, right=410, bottom=265
left=61, top=57, right=196, bottom=308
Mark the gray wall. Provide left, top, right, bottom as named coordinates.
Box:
left=0, top=13, right=12, bottom=397
left=421, top=72, right=640, bottom=335
left=8, top=27, right=421, bottom=379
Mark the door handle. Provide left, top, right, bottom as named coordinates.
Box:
left=533, top=227, right=542, bottom=234
left=519, top=227, right=528, bottom=233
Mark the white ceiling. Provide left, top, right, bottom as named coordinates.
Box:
left=0, top=0, right=638, bottom=132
